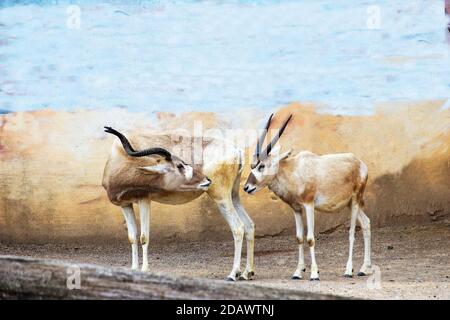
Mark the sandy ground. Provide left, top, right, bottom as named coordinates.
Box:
left=1, top=221, right=449, bottom=300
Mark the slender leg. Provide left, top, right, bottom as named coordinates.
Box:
left=292, top=209, right=306, bottom=279
left=121, top=205, right=139, bottom=270
left=139, top=199, right=151, bottom=272
left=232, top=173, right=255, bottom=280
left=215, top=197, right=245, bottom=281
left=304, top=203, right=319, bottom=280
left=357, top=209, right=372, bottom=276
left=344, top=199, right=359, bottom=277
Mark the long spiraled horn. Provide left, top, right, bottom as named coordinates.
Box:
left=259, top=114, right=292, bottom=161
left=255, top=113, right=274, bottom=160
left=104, top=126, right=172, bottom=160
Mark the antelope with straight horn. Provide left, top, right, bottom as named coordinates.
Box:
left=102, top=126, right=255, bottom=281
left=243, top=114, right=372, bottom=280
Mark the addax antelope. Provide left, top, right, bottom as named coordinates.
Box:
left=243, top=114, right=372, bottom=280
left=102, top=126, right=254, bottom=281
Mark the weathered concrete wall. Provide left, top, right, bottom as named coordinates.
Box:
left=0, top=101, right=449, bottom=244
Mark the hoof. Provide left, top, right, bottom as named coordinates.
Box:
left=235, top=271, right=242, bottom=277
left=226, top=276, right=236, bottom=282
left=291, top=275, right=302, bottom=280
left=357, top=272, right=366, bottom=277
left=310, top=278, right=320, bottom=281
left=239, top=271, right=255, bottom=280
left=238, top=274, right=250, bottom=281
left=343, top=274, right=353, bottom=278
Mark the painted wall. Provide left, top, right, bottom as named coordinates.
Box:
left=0, top=1, right=449, bottom=244
left=1, top=1, right=449, bottom=115
left=0, top=101, right=448, bottom=244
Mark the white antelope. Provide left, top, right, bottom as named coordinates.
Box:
left=102, top=126, right=255, bottom=281
left=243, top=114, right=372, bottom=280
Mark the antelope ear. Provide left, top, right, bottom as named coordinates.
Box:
left=269, top=144, right=281, bottom=156
left=138, top=164, right=170, bottom=174
left=277, top=149, right=292, bottom=162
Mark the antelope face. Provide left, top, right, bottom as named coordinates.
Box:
left=244, top=158, right=274, bottom=194
left=139, top=155, right=212, bottom=192
left=243, top=113, right=293, bottom=195
left=244, top=147, right=291, bottom=195
left=104, top=126, right=211, bottom=192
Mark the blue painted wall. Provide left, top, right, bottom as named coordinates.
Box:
left=0, top=0, right=449, bottom=114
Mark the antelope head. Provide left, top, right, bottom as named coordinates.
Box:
left=104, top=127, right=212, bottom=192
left=243, top=114, right=292, bottom=194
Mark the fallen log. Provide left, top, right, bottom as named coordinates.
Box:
left=0, top=255, right=343, bottom=300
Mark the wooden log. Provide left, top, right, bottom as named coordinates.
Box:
left=0, top=255, right=344, bottom=300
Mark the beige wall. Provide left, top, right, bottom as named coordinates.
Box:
left=0, top=101, right=449, bottom=244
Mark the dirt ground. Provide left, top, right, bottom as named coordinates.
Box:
left=1, top=220, right=449, bottom=300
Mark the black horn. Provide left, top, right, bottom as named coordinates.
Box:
left=255, top=113, right=274, bottom=160
left=104, top=126, right=172, bottom=160
left=259, top=114, right=292, bottom=160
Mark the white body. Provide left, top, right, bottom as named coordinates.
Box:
left=245, top=149, right=372, bottom=280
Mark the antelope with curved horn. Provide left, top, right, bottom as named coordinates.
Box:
left=102, top=126, right=255, bottom=281
left=243, top=114, right=372, bottom=280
